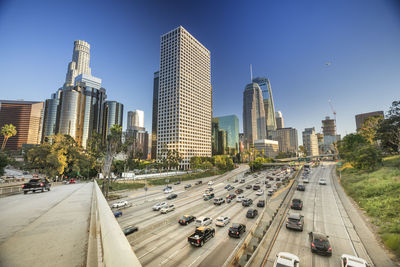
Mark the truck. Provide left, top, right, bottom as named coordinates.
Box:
left=22, top=178, right=51, bottom=194
left=188, top=226, right=215, bottom=247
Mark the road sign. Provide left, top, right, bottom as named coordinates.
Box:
left=336, top=162, right=342, bottom=166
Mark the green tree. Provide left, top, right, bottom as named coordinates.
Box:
left=376, top=100, right=400, bottom=153
left=357, top=115, right=383, bottom=144
left=0, top=152, right=9, bottom=175
left=299, top=145, right=307, bottom=156
left=1, top=124, right=17, bottom=151
left=351, top=144, right=383, bottom=171
left=338, top=133, right=369, bottom=162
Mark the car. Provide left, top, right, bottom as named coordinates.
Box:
left=319, top=178, right=327, bottom=185
left=267, top=189, right=274, bottom=196
left=245, top=184, right=252, bottom=189
left=257, top=200, right=265, bottom=207
left=208, top=181, right=214, bottom=186
left=276, top=177, right=281, bottom=182
left=188, top=226, right=215, bottom=247
left=213, top=197, right=225, bottom=205
left=167, top=193, right=177, bottom=200
left=160, top=204, right=175, bottom=214
left=195, top=217, right=212, bottom=227
left=203, top=193, right=215, bottom=200
left=164, top=188, right=173, bottom=194
left=184, top=184, right=192, bottom=189
left=269, top=177, right=275, bottom=181
left=69, top=178, right=76, bottom=184
left=237, top=195, right=245, bottom=202
left=228, top=223, right=246, bottom=238
left=309, top=232, right=332, bottom=256
left=178, top=215, right=196, bottom=225
left=297, top=184, right=305, bottom=191
left=265, top=183, right=271, bottom=188
left=242, top=198, right=253, bottom=207
left=233, top=179, right=239, bottom=183
left=226, top=193, right=236, bottom=200
left=255, top=181, right=260, bottom=184
left=302, top=178, right=309, bottom=183
left=286, top=213, right=304, bottom=231
left=215, top=216, right=230, bottom=227
left=235, top=188, right=243, bottom=194
left=207, top=187, right=214, bottom=192
left=22, top=178, right=51, bottom=194
left=240, top=179, right=245, bottom=183
left=273, top=252, right=300, bottom=267
left=246, top=209, right=258, bottom=218
left=123, top=226, right=138, bottom=236
left=253, top=185, right=260, bottom=190
left=114, top=211, right=122, bottom=218
left=224, top=184, right=231, bottom=189
left=340, top=254, right=370, bottom=267
left=152, top=202, right=168, bottom=211
left=256, top=189, right=263, bottom=196
left=290, top=199, right=303, bottom=210
left=227, top=185, right=235, bottom=191
left=112, top=200, right=128, bottom=208
left=174, top=181, right=181, bottom=185
left=195, top=181, right=203, bottom=185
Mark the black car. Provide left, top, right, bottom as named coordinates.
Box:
left=286, top=213, right=304, bottom=231
left=242, top=198, right=253, bottom=207
left=22, top=178, right=51, bottom=194
left=257, top=200, right=265, bottom=207
left=297, top=184, right=306, bottom=191
left=167, top=193, right=177, bottom=200
left=253, top=185, right=260, bottom=190
left=184, top=184, right=192, bottom=189
left=291, top=199, right=303, bottom=210
left=309, top=232, right=332, bottom=256
left=123, top=226, right=138, bottom=236
left=228, top=223, right=246, bottom=238
left=174, top=181, right=181, bottom=185
left=240, top=179, right=245, bottom=183
left=245, top=185, right=252, bottom=189
left=178, top=215, right=196, bottom=225
left=246, top=209, right=258, bottom=218
left=195, top=181, right=203, bottom=185
left=276, top=177, right=281, bottom=181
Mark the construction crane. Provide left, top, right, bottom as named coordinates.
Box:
left=328, top=99, right=336, bottom=123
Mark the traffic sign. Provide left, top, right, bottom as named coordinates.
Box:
left=336, top=162, right=342, bottom=166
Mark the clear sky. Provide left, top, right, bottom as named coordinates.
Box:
left=0, top=0, right=399, bottom=140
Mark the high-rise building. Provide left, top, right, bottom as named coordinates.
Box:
left=103, top=101, right=123, bottom=138
left=127, top=110, right=145, bottom=131
left=215, top=115, right=239, bottom=152
left=218, top=129, right=228, bottom=155
left=275, top=111, right=284, bottom=129
left=355, top=111, right=384, bottom=130
left=322, top=116, right=336, bottom=136
left=64, top=40, right=91, bottom=88
left=151, top=71, right=159, bottom=159
left=212, top=118, right=219, bottom=155
left=243, top=82, right=266, bottom=149
left=239, top=133, right=245, bottom=152
left=302, top=127, right=319, bottom=156
left=41, top=90, right=61, bottom=142
left=157, top=26, right=212, bottom=169
left=269, top=127, right=298, bottom=153
left=254, top=139, right=279, bottom=158
left=252, top=77, right=277, bottom=135
left=0, top=100, right=44, bottom=150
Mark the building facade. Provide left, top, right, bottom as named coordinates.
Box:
left=157, top=26, right=212, bottom=169
left=355, top=111, right=384, bottom=130
left=103, top=101, right=123, bottom=138
left=252, top=77, right=277, bottom=135
left=64, top=40, right=91, bottom=88
left=128, top=110, right=145, bottom=131
left=269, top=127, right=298, bottom=154
left=243, top=82, right=266, bottom=149
left=151, top=71, right=159, bottom=159
left=275, top=111, right=284, bottom=129
left=254, top=139, right=279, bottom=158
left=41, top=90, right=61, bottom=142
left=215, top=115, right=239, bottom=153
left=302, top=127, right=319, bottom=156
left=0, top=100, right=44, bottom=150
left=322, top=116, right=336, bottom=136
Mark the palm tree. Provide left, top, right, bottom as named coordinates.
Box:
left=1, top=124, right=17, bottom=151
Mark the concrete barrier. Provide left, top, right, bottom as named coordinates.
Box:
left=93, top=181, right=142, bottom=267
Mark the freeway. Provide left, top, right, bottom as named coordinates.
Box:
left=114, top=165, right=292, bottom=266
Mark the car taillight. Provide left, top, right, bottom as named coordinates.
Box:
left=40, top=183, right=43, bottom=186
left=328, top=247, right=332, bottom=251
left=311, top=243, right=315, bottom=248
left=197, top=240, right=199, bottom=244
left=237, top=232, right=239, bottom=235
left=21, top=185, right=24, bottom=188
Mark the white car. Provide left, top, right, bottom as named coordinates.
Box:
left=215, top=216, right=230, bottom=227
left=319, top=178, right=327, bottom=185
left=112, top=200, right=128, bottom=208
left=164, top=188, right=173, bottom=194
left=160, top=204, right=175, bottom=214
left=208, top=181, right=214, bottom=186
left=195, top=216, right=212, bottom=227
left=341, top=254, right=370, bottom=267
left=237, top=195, right=245, bottom=202
left=256, top=189, right=263, bottom=196
left=273, top=252, right=300, bottom=267
left=152, top=202, right=168, bottom=211
left=302, top=178, right=309, bottom=183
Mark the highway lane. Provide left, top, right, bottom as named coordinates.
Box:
left=263, top=163, right=372, bottom=266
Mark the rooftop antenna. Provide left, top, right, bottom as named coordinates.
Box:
left=250, top=64, right=253, bottom=82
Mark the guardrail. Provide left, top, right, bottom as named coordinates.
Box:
left=0, top=182, right=64, bottom=197
left=89, top=182, right=142, bottom=267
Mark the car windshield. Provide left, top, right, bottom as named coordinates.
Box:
left=314, top=238, right=329, bottom=247
left=29, top=179, right=40, bottom=183
left=182, top=216, right=190, bottom=220
left=276, top=264, right=292, bottom=267
left=216, top=218, right=223, bottom=222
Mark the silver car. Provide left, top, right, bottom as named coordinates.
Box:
left=152, top=202, right=168, bottom=211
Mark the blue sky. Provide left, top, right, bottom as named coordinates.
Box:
left=0, top=0, right=399, bottom=140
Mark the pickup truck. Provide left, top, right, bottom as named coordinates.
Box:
left=22, top=178, right=51, bottom=194
left=188, top=226, right=215, bottom=247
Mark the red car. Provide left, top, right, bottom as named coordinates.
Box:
left=69, top=179, right=76, bottom=184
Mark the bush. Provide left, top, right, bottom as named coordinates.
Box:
left=0, top=152, right=9, bottom=176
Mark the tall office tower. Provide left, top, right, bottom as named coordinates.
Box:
left=41, top=89, right=62, bottom=142
left=58, top=74, right=106, bottom=147
left=151, top=71, right=159, bottom=159
left=103, top=101, right=124, bottom=138
left=322, top=116, right=336, bottom=136
left=127, top=110, right=145, bottom=131
left=215, top=115, right=239, bottom=153
left=355, top=111, right=384, bottom=130
left=269, top=127, right=298, bottom=154
left=64, top=40, right=91, bottom=87
left=0, top=100, right=44, bottom=150
left=157, top=26, right=212, bottom=169
left=218, top=129, right=228, bottom=154
left=243, top=82, right=266, bottom=149
left=239, top=133, right=245, bottom=152
left=302, top=127, right=319, bottom=156
left=252, top=77, right=277, bottom=135
left=211, top=118, right=219, bottom=155
left=275, top=111, right=284, bottom=129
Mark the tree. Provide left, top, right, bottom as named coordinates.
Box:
left=1, top=124, right=17, bottom=151
left=0, top=152, right=9, bottom=175
left=338, top=133, right=368, bottom=162
left=357, top=115, right=383, bottom=144
left=299, top=145, right=307, bottom=156
left=351, top=144, right=382, bottom=171
left=376, top=101, right=400, bottom=153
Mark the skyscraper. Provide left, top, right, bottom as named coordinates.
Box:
left=275, top=111, right=284, bottom=129
left=302, top=127, right=319, bottom=156
left=215, top=115, right=239, bottom=152
left=322, top=116, right=336, bottom=136
left=127, top=110, right=144, bottom=131
left=157, top=26, right=212, bottom=169
left=252, top=77, right=277, bottom=135
left=103, top=101, right=123, bottom=137
left=151, top=71, right=159, bottom=159
left=269, top=127, right=298, bottom=154
left=41, top=90, right=61, bottom=142
left=64, top=40, right=91, bottom=88
left=243, top=82, right=266, bottom=149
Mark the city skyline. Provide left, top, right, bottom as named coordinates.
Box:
left=0, top=1, right=399, bottom=138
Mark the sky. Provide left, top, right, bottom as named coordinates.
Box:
left=0, top=0, right=399, bottom=142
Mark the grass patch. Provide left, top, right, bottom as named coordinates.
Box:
left=339, top=155, right=400, bottom=258
left=96, top=179, right=145, bottom=191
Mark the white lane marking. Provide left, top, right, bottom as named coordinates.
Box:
left=138, top=246, right=158, bottom=259
left=159, top=246, right=184, bottom=265
left=188, top=254, right=203, bottom=267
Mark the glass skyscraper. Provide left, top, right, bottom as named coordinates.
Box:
left=215, top=115, right=239, bottom=152
left=252, top=77, right=277, bottom=135
left=103, top=101, right=123, bottom=138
